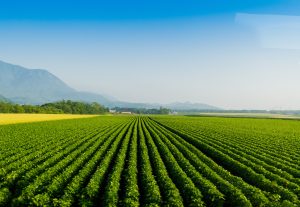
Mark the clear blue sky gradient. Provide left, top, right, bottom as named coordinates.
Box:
left=0, top=0, right=298, bottom=20
left=1, top=0, right=300, bottom=109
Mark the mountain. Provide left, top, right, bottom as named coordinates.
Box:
left=0, top=60, right=113, bottom=105
left=111, top=101, right=220, bottom=111
left=165, top=102, right=219, bottom=111
left=0, top=94, right=10, bottom=103
left=0, top=60, right=219, bottom=110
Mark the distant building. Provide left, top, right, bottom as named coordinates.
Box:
left=169, top=111, right=178, bottom=115
left=121, top=111, right=132, bottom=114
left=109, top=109, right=116, bottom=113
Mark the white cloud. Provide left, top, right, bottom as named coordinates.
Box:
left=235, top=13, right=300, bottom=50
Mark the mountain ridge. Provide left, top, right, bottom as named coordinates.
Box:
left=0, top=60, right=219, bottom=110
left=0, top=94, right=10, bottom=103
left=0, top=60, right=113, bottom=106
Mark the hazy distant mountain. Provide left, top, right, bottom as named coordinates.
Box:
left=0, top=94, right=10, bottom=103
left=165, top=102, right=219, bottom=111
left=0, top=60, right=113, bottom=105
left=112, top=101, right=220, bottom=111
left=0, top=60, right=219, bottom=110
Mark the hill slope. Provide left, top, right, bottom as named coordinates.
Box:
left=0, top=60, right=219, bottom=110
left=0, top=60, right=112, bottom=105
left=165, top=102, right=219, bottom=110
left=0, top=94, right=10, bottom=103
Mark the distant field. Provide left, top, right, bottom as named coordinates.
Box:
left=197, top=112, right=300, bottom=119
left=0, top=113, right=98, bottom=125
left=0, top=115, right=300, bottom=206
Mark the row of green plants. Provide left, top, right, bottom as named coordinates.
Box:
left=79, top=122, right=133, bottom=206
left=146, top=118, right=263, bottom=206
left=189, top=128, right=300, bottom=190
left=56, top=122, right=131, bottom=207
left=166, top=121, right=300, bottom=195
left=0, top=117, right=130, bottom=206
left=142, top=119, right=205, bottom=206
left=152, top=116, right=300, bottom=206
left=189, top=120, right=300, bottom=173
left=150, top=118, right=272, bottom=206
left=184, top=117, right=300, bottom=166
left=1, top=115, right=300, bottom=206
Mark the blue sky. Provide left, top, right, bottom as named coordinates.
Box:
left=0, top=1, right=296, bottom=20
left=1, top=0, right=300, bottom=109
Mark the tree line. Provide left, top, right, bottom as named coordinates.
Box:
left=0, top=100, right=109, bottom=114
left=112, top=107, right=171, bottom=114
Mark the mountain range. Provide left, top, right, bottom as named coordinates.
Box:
left=0, top=60, right=219, bottom=110
left=0, top=94, right=10, bottom=103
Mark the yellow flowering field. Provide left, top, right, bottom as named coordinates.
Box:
left=0, top=113, right=98, bottom=125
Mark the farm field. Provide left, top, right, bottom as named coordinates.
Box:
left=196, top=113, right=300, bottom=119
left=0, top=116, right=300, bottom=207
left=0, top=114, right=98, bottom=125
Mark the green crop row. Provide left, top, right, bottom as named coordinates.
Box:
left=0, top=115, right=299, bottom=207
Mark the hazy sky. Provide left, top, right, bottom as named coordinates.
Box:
left=1, top=0, right=300, bottom=109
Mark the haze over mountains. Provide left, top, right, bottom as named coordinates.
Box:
left=0, top=94, right=9, bottom=102
left=0, top=60, right=218, bottom=110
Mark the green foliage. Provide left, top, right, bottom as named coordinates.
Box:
left=0, top=100, right=108, bottom=114
left=0, top=116, right=300, bottom=206
left=112, top=106, right=171, bottom=114
left=120, top=120, right=140, bottom=207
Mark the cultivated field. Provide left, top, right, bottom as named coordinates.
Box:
left=0, top=114, right=98, bottom=125
left=197, top=112, right=300, bottom=119
left=0, top=116, right=299, bottom=206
